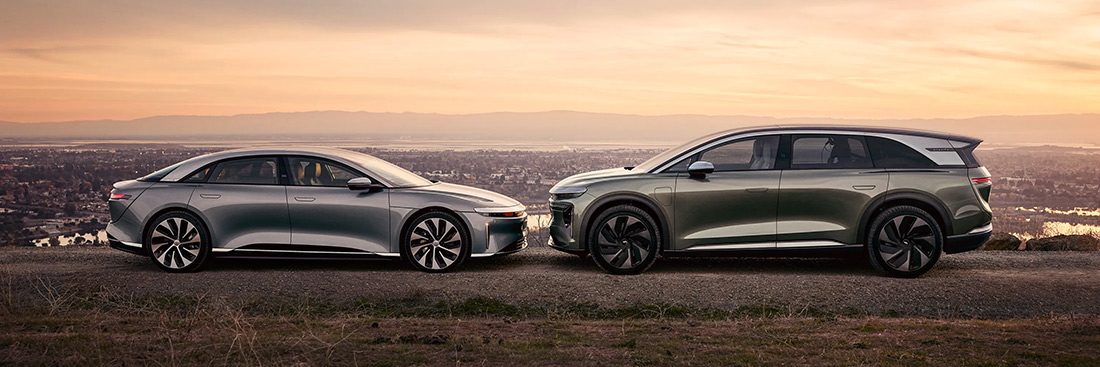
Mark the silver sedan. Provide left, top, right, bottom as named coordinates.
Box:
left=105, top=147, right=527, bottom=273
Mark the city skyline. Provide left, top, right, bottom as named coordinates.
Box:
left=2, top=1, right=1099, bottom=122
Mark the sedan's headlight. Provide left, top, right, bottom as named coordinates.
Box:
left=474, top=205, right=526, bottom=217
left=550, top=186, right=587, bottom=200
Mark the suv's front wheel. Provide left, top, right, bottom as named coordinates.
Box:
left=587, top=205, right=661, bottom=275
left=866, top=205, right=943, bottom=278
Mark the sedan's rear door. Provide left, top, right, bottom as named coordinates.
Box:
left=186, top=156, right=291, bottom=249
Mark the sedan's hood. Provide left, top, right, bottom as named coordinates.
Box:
left=410, top=183, right=522, bottom=207
left=553, top=167, right=637, bottom=189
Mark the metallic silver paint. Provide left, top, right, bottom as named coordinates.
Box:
left=106, top=147, right=526, bottom=263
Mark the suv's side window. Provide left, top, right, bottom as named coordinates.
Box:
left=287, top=157, right=364, bottom=187
left=208, top=157, right=280, bottom=185
left=790, top=135, right=872, bottom=169
left=666, top=135, right=780, bottom=172
left=865, top=136, right=937, bottom=168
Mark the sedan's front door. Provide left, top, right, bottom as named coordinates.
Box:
left=285, top=156, right=391, bottom=253
left=672, top=135, right=782, bottom=250
left=187, top=156, right=291, bottom=249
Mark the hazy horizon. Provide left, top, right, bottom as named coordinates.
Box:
left=2, top=110, right=1099, bottom=146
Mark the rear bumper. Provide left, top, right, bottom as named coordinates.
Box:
left=944, top=223, right=992, bottom=254
left=107, top=233, right=146, bottom=256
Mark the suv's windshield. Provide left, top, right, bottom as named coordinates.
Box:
left=633, top=130, right=732, bottom=172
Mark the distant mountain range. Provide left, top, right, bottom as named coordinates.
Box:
left=1, top=111, right=1097, bottom=145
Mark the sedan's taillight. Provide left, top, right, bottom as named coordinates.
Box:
left=110, top=192, right=131, bottom=200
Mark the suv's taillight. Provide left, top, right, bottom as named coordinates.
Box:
left=109, top=192, right=131, bottom=200
left=971, top=176, right=992, bottom=203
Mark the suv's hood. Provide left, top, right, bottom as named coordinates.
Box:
left=410, top=182, right=521, bottom=207
left=553, top=167, right=637, bottom=189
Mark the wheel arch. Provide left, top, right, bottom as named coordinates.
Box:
left=579, top=192, right=671, bottom=252
left=858, top=190, right=952, bottom=244
left=397, top=206, right=474, bottom=249
left=142, top=206, right=210, bottom=246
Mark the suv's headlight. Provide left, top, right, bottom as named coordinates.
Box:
left=550, top=186, right=587, bottom=200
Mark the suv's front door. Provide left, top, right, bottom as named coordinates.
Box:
left=672, top=135, right=781, bottom=250
left=284, top=156, right=391, bottom=254
left=777, top=134, right=888, bottom=246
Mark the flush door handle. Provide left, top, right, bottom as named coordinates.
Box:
left=294, top=197, right=316, bottom=202
left=199, top=194, right=221, bottom=199
left=745, top=187, right=769, bottom=193
left=852, top=185, right=877, bottom=191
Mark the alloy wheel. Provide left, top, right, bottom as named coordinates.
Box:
left=877, top=215, right=937, bottom=272
left=149, top=217, right=202, bottom=269
left=409, top=218, right=463, bottom=270
left=595, top=214, right=653, bottom=269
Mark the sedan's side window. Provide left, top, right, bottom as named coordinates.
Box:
left=209, top=157, right=279, bottom=185
left=288, top=157, right=362, bottom=187
left=790, top=135, right=872, bottom=169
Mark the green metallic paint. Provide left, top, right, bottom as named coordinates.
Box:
left=548, top=131, right=992, bottom=258
left=673, top=170, right=780, bottom=249
left=777, top=169, right=888, bottom=244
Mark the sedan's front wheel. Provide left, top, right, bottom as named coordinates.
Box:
left=402, top=211, right=470, bottom=273
left=145, top=211, right=211, bottom=273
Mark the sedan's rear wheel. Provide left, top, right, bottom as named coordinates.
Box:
left=145, top=211, right=210, bottom=273
left=588, top=205, right=661, bottom=275
left=402, top=211, right=470, bottom=273
left=866, top=205, right=943, bottom=278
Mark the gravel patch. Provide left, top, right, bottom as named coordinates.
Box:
left=2, top=246, right=1098, bottom=318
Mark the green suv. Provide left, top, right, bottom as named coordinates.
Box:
left=548, top=126, right=992, bottom=277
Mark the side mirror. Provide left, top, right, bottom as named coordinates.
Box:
left=688, top=161, right=715, bottom=178
left=347, top=177, right=385, bottom=191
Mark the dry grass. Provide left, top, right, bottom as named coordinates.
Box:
left=0, top=283, right=1097, bottom=366
left=2, top=310, right=1099, bottom=366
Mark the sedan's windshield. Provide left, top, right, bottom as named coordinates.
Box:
left=343, top=152, right=433, bottom=187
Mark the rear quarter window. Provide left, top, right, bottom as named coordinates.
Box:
left=866, top=137, right=938, bottom=168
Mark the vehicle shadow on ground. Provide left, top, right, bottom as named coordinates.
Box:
left=189, top=247, right=875, bottom=275
left=528, top=252, right=877, bottom=275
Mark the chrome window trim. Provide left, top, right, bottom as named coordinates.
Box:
left=650, top=129, right=964, bottom=173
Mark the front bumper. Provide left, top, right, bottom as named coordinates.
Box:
left=944, top=223, right=993, bottom=254
left=462, top=212, right=529, bottom=257
left=548, top=197, right=590, bottom=254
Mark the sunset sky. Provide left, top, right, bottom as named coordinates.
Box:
left=1, top=0, right=1098, bottom=122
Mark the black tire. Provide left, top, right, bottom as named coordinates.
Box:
left=866, top=205, right=943, bottom=278
left=587, top=205, right=661, bottom=275
left=144, top=211, right=211, bottom=273
left=401, top=210, right=470, bottom=273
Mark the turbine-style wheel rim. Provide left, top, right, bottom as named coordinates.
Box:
left=595, top=214, right=652, bottom=269
left=877, top=215, right=936, bottom=272
left=149, top=217, right=201, bottom=269
left=409, top=218, right=463, bottom=270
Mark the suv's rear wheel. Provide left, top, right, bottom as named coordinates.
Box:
left=588, top=205, right=661, bottom=275
left=866, top=205, right=943, bottom=278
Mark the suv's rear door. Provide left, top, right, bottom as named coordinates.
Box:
left=776, top=134, right=888, bottom=246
